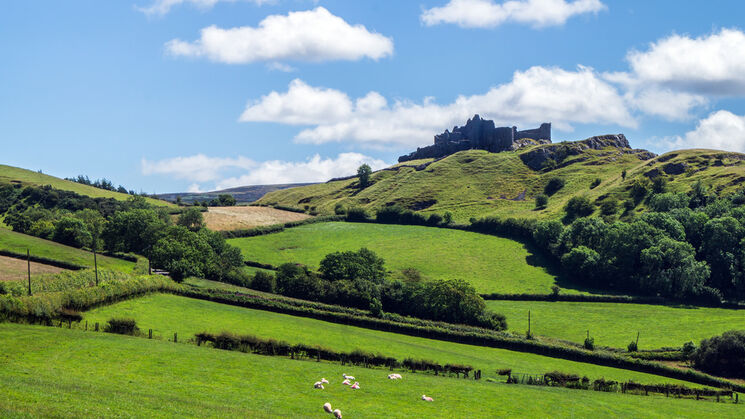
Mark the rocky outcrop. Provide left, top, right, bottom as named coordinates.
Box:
left=519, top=134, right=656, bottom=171
left=398, top=115, right=551, bottom=162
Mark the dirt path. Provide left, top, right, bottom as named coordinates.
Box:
left=203, top=206, right=311, bottom=231
left=0, top=255, right=66, bottom=281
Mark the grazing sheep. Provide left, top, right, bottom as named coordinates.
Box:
left=342, top=374, right=355, bottom=380
left=314, top=382, right=324, bottom=389
left=342, top=379, right=351, bottom=385
left=323, top=403, right=333, bottom=414
left=393, top=374, right=402, bottom=379
left=321, top=378, right=329, bottom=384
left=387, top=373, right=402, bottom=380
left=421, top=394, right=434, bottom=402
left=350, top=382, right=360, bottom=389
left=333, top=409, right=342, bottom=418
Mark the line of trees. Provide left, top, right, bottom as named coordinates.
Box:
left=64, top=174, right=140, bottom=196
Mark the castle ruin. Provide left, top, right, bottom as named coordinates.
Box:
left=398, top=115, right=551, bottom=163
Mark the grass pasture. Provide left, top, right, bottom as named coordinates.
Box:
left=0, top=229, right=136, bottom=272
left=203, top=205, right=311, bottom=231
left=0, top=164, right=173, bottom=206
left=0, top=255, right=65, bottom=281
left=228, top=222, right=566, bottom=294
left=85, top=293, right=707, bottom=386
left=3, top=324, right=741, bottom=418
left=487, top=300, right=745, bottom=350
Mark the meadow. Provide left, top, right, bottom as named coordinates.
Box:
left=228, top=221, right=567, bottom=294
left=487, top=300, right=745, bottom=350
left=0, top=164, right=173, bottom=206
left=202, top=206, right=310, bottom=231
left=0, top=229, right=136, bottom=272
left=0, top=255, right=64, bottom=281
left=84, top=293, right=706, bottom=386
left=4, top=324, right=741, bottom=418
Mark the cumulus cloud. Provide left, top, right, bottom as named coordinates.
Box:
left=137, top=0, right=270, bottom=16
left=626, top=29, right=745, bottom=95
left=421, top=0, right=606, bottom=28
left=664, top=110, right=745, bottom=153
left=239, top=66, right=635, bottom=148
left=141, top=153, right=388, bottom=190
left=604, top=29, right=745, bottom=121
left=165, top=7, right=393, bottom=64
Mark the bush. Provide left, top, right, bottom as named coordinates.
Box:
left=251, top=271, right=276, bottom=293
left=334, top=203, right=346, bottom=215
left=346, top=206, right=368, bottom=222
left=590, top=178, right=601, bottom=189
left=627, top=341, right=638, bottom=352
left=535, top=194, right=548, bottom=209
left=564, top=196, right=594, bottom=220
left=104, top=318, right=139, bottom=335
left=682, top=341, right=696, bottom=359
left=550, top=285, right=561, bottom=296
left=427, top=213, right=443, bottom=226
left=584, top=336, right=595, bottom=351
left=600, top=200, right=617, bottom=216
left=443, top=212, right=453, bottom=225
left=544, top=177, right=565, bottom=196
left=692, top=330, right=745, bottom=378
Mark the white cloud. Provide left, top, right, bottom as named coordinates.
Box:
left=421, top=0, right=606, bottom=29
left=216, top=153, right=388, bottom=189
left=627, top=29, right=745, bottom=95
left=604, top=29, right=745, bottom=121
left=664, top=110, right=745, bottom=153
left=141, top=154, right=255, bottom=183
left=266, top=62, right=296, bottom=72
left=165, top=7, right=393, bottom=64
left=239, top=66, right=635, bottom=148
left=141, top=153, right=388, bottom=190
left=137, top=0, right=270, bottom=16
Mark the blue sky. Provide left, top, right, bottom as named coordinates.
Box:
left=2, top=0, right=745, bottom=193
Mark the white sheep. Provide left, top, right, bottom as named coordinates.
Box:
left=314, top=382, right=324, bottom=389
left=342, top=374, right=355, bottom=381
left=421, top=394, right=434, bottom=402
left=350, top=382, right=360, bottom=389
left=333, top=409, right=343, bottom=418
left=387, top=373, right=402, bottom=380
left=321, top=378, right=329, bottom=384
left=342, top=379, right=351, bottom=385
left=393, top=373, right=402, bottom=379
left=323, top=403, right=333, bottom=414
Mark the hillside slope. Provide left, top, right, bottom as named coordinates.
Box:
left=257, top=142, right=745, bottom=222
left=155, top=182, right=316, bottom=204
left=0, top=164, right=173, bottom=207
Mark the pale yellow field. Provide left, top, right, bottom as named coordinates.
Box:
left=0, top=255, right=66, bottom=281
left=202, top=206, right=311, bottom=231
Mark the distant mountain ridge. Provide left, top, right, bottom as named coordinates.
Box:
left=155, top=183, right=317, bottom=204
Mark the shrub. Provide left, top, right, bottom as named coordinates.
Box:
left=600, top=200, right=617, bottom=216
left=251, top=271, right=276, bottom=293
left=550, top=285, right=561, bottom=296
left=564, top=196, right=594, bottom=220
left=627, top=341, right=638, bottom=352
left=692, top=330, right=745, bottom=378
left=535, top=194, right=548, bottom=209
left=590, top=178, right=601, bottom=189
left=443, top=212, right=453, bottom=225
left=682, top=341, right=696, bottom=359
left=584, top=336, right=595, bottom=351
left=346, top=206, right=368, bottom=221
left=369, top=298, right=383, bottom=317
left=427, top=213, right=443, bottom=226
left=334, top=203, right=346, bottom=215
left=104, top=318, right=139, bottom=335
left=544, top=177, right=565, bottom=196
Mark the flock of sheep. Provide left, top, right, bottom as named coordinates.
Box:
left=315, top=372, right=434, bottom=417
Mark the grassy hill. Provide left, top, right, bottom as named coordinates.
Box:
left=486, top=300, right=745, bottom=349
left=0, top=164, right=173, bottom=207
left=83, top=293, right=704, bottom=386
left=5, top=324, right=740, bottom=418
left=155, top=182, right=316, bottom=205
left=0, top=228, right=136, bottom=272
left=257, top=146, right=745, bottom=223
left=227, top=222, right=565, bottom=294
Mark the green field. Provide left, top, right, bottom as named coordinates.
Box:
left=0, top=164, right=173, bottom=207
left=3, top=324, right=740, bottom=418
left=258, top=148, right=745, bottom=223
left=85, top=293, right=706, bottom=386
left=0, top=229, right=136, bottom=272
left=228, top=222, right=566, bottom=294
left=487, top=300, right=745, bottom=350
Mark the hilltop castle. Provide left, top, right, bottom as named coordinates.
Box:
left=398, top=115, right=551, bottom=162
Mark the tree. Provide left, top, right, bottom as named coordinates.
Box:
left=53, top=216, right=92, bottom=248
left=692, top=330, right=745, bottom=378
left=651, top=176, right=668, bottom=194
left=319, top=248, right=386, bottom=284
left=533, top=220, right=564, bottom=255
left=443, top=211, right=453, bottom=225
left=561, top=246, right=601, bottom=285
left=600, top=200, right=617, bottom=216
left=150, top=226, right=214, bottom=282
left=102, top=209, right=168, bottom=255
left=563, top=196, right=594, bottom=221
left=621, top=169, right=627, bottom=180
left=630, top=178, right=650, bottom=202
left=357, top=164, right=372, bottom=188
left=177, top=207, right=205, bottom=232
left=75, top=208, right=106, bottom=251
left=544, top=177, right=565, bottom=196
left=639, top=238, right=709, bottom=298
left=218, top=194, right=236, bottom=206
left=251, top=271, right=276, bottom=293
left=535, top=194, right=548, bottom=209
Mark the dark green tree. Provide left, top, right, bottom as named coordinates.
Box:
left=177, top=207, right=205, bottom=232
left=357, top=164, right=372, bottom=188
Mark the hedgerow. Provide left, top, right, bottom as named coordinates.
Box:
left=220, top=215, right=345, bottom=239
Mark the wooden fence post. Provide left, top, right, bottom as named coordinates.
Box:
left=27, top=249, right=32, bottom=296
left=149, top=329, right=153, bottom=339
left=174, top=332, right=177, bottom=343
left=95, top=322, right=99, bottom=332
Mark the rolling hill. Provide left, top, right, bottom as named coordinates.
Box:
left=155, top=183, right=316, bottom=205
left=256, top=140, right=745, bottom=223
left=0, top=164, right=174, bottom=207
